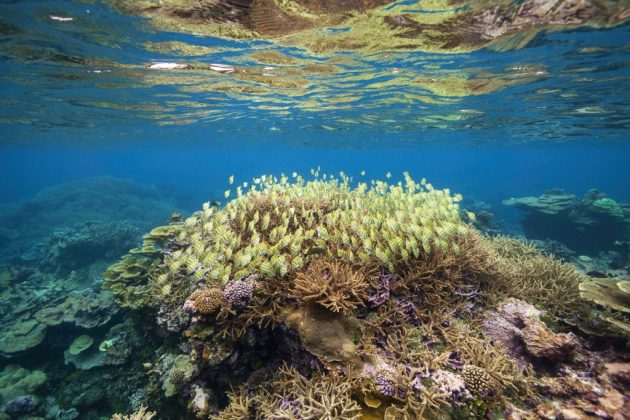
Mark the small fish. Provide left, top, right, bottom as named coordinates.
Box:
left=360, top=170, right=366, bottom=176
left=224, top=190, right=230, bottom=198
left=386, top=172, right=392, bottom=179
left=305, top=246, right=327, bottom=256
left=228, top=175, right=234, bottom=185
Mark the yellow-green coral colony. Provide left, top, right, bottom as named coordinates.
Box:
left=104, top=171, right=469, bottom=308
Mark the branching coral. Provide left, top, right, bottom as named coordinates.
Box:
left=215, top=364, right=361, bottom=420
left=442, top=322, right=531, bottom=397
left=111, top=405, right=156, bottom=420
left=106, top=171, right=469, bottom=315
left=482, top=235, right=588, bottom=319
left=291, top=258, right=369, bottom=313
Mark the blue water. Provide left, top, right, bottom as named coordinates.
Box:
left=1, top=0, right=629, bottom=418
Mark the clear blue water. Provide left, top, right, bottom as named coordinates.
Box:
left=0, top=0, right=629, bottom=417
left=1, top=0, right=629, bottom=208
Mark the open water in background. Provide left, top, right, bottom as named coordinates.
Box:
left=1, top=0, right=629, bottom=212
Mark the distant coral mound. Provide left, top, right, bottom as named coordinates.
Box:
left=504, top=188, right=630, bottom=254
left=0, top=176, right=178, bottom=264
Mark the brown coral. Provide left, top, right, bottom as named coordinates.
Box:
left=232, top=364, right=361, bottom=420
left=282, top=303, right=363, bottom=371
left=290, top=259, right=368, bottom=313
left=483, top=236, right=587, bottom=319
left=483, top=298, right=578, bottom=368
left=184, top=288, right=225, bottom=315
left=462, top=365, right=496, bottom=397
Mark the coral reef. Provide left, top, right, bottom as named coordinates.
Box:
left=291, top=259, right=369, bottom=313
left=112, top=405, right=156, bottom=420
left=0, top=178, right=182, bottom=419
left=35, top=289, right=117, bottom=329
left=68, top=335, right=94, bottom=355
left=0, top=319, right=47, bottom=356
left=97, top=172, right=630, bottom=419
left=38, top=222, right=140, bottom=275
left=0, top=365, right=47, bottom=410
left=6, top=170, right=625, bottom=420
left=483, top=299, right=579, bottom=368
left=504, top=188, right=630, bottom=254
left=0, top=177, right=178, bottom=264
left=579, top=277, right=630, bottom=335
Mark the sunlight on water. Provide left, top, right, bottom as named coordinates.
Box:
left=0, top=0, right=629, bottom=142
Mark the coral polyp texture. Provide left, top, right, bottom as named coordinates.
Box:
left=104, top=172, right=628, bottom=419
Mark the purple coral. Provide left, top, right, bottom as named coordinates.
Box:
left=431, top=369, right=472, bottom=403
left=375, top=374, right=396, bottom=397
left=368, top=269, right=391, bottom=308
left=223, top=277, right=255, bottom=310
left=396, top=297, right=420, bottom=326
left=279, top=398, right=301, bottom=417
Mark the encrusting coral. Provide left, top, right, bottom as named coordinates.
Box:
left=103, top=170, right=629, bottom=419
left=184, top=287, right=225, bottom=315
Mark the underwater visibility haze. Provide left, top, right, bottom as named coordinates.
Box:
left=1, top=0, right=630, bottom=419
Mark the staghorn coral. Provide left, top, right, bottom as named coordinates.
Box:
left=442, top=321, right=529, bottom=397
left=216, top=364, right=361, bottom=420
left=291, top=258, right=369, bottom=313
left=111, top=405, right=156, bottom=420
left=184, top=287, right=225, bottom=315
left=482, top=235, right=588, bottom=319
